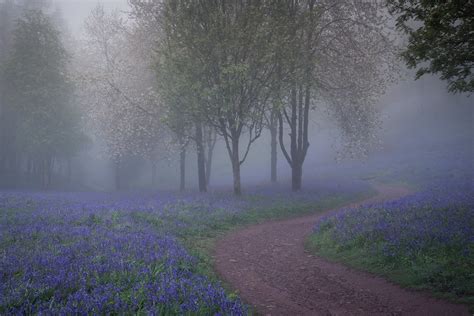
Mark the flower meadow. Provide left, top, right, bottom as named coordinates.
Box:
left=310, top=178, right=474, bottom=302
left=0, top=181, right=368, bottom=315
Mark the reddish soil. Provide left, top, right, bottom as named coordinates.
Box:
left=214, top=184, right=470, bottom=315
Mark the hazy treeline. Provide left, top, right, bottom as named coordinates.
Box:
left=0, top=0, right=88, bottom=189
left=0, top=0, right=468, bottom=194
left=0, top=0, right=397, bottom=193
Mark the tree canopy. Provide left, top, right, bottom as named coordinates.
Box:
left=1, top=9, right=86, bottom=188
left=387, top=0, right=474, bottom=93
left=127, top=0, right=398, bottom=194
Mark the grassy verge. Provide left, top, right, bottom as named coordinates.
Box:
left=306, top=211, right=473, bottom=309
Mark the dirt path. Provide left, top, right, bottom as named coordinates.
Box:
left=214, top=184, right=470, bottom=315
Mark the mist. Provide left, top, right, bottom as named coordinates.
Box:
left=0, top=1, right=472, bottom=314
left=31, top=72, right=472, bottom=192
left=1, top=1, right=471, bottom=192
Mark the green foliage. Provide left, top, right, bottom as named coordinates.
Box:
left=307, top=213, right=473, bottom=306
left=1, top=9, right=87, bottom=185
left=387, top=0, right=474, bottom=93
left=149, top=0, right=274, bottom=146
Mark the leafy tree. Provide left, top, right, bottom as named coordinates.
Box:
left=3, top=9, right=86, bottom=187
left=150, top=0, right=275, bottom=195
left=0, top=0, right=26, bottom=186
left=130, top=0, right=397, bottom=193
left=130, top=0, right=222, bottom=193
left=0, top=1, right=13, bottom=182
left=387, top=0, right=474, bottom=93
left=270, top=1, right=397, bottom=191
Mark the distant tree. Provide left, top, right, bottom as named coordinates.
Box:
left=0, top=0, right=20, bottom=185
left=3, top=9, right=86, bottom=188
left=79, top=5, right=168, bottom=190
left=387, top=0, right=474, bottom=93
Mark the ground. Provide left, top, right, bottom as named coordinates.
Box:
left=214, top=184, right=470, bottom=315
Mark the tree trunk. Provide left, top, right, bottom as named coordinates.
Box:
left=41, top=158, right=46, bottom=189
left=195, top=122, right=207, bottom=192
left=205, top=146, right=213, bottom=187
left=32, top=159, right=37, bottom=187
left=290, top=87, right=299, bottom=191
left=269, top=112, right=278, bottom=183
left=151, top=161, right=157, bottom=188
left=231, top=136, right=241, bottom=196
left=292, top=161, right=302, bottom=191
left=9, top=151, right=19, bottom=187
left=114, top=160, right=121, bottom=191
left=205, top=128, right=216, bottom=187
left=27, top=156, right=32, bottom=179
left=278, top=86, right=310, bottom=192
left=179, top=145, right=186, bottom=192
left=67, top=157, right=72, bottom=183
left=47, top=157, right=53, bottom=188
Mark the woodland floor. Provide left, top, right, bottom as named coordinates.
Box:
left=213, top=184, right=470, bottom=315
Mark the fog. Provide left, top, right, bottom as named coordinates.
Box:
left=69, top=73, right=473, bottom=192
left=1, top=1, right=473, bottom=314
left=55, top=0, right=127, bottom=34
left=0, top=0, right=472, bottom=192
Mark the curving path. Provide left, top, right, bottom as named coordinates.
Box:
left=214, top=184, right=469, bottom=315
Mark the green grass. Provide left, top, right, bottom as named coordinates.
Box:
left=306, top=229, right=474, bottom=309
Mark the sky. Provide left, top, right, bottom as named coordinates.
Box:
left=55, top=0, right=128, bottom=34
